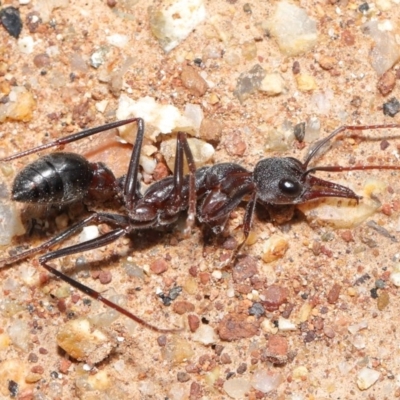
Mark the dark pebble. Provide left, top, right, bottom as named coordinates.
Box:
left=0, top=7, right=23, bottom=38
left=236, top=363, right=247, bottom=374
left=8, top=380, right=18, bottom=397
left=177, top=372, right=191, bottom=382
left=358, top=2, right=369, bottom=13
left=248, top=302, right=265, bottom=318
left=383, top=97, right=400, bottom=117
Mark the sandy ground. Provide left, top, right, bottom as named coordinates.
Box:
left=1, top=0, right=400, bottom=399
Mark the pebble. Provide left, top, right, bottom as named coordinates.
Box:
left=181, top=65, right=208, bottom=97
left=56, top=318, right=115, bottom=364
left=0, top=7, right=23, bottom=38
left=262, top=234, right=288, bottom=263
left=383, top=97, right=400, bottom=117
left=78, top=225, right=99, bottom=243
left=232, top=256, right=258, bottom=282
left=264, top=335, right=288, bottom=365
left=377, top=290, right=389, bottom=310
left=0, top=201, right=25, bottom=245
left=218, top=313, right=259, bottom=341
left=327, top=283, right=342, bottom=304
left=292, top=366, right=308, bottom=380
left=261, top=285, right=288, bottom=311
left=148, top=0, right=206, bottom=52
left=377, top=70, right=396, bottom=96
left=318, top=55, right=337, bottom=70
left=356, top=367, right=380, bottom=390
left=162, top=336, right=194, bottom=364
left=150, top=258, right=168, bottom=274
left=223, top=377, right=252, bottom=399
left=278, top=316, right=296, bottom=331
left=173, top=300, right=195, bottom=315
left=192, top=324, right=218, bottom=345
left=259, top=73, right=285, bottom=96
left=234, top=64, right=266, bottom=103
left=199, top=118, right=223, bottom=142
left=188, top=314, right=200, bottom=332
left=251, top=369, right=283, bottom=393
left=265, top=1, right=318, bottom=56
left=296, top=74, right=317, bottom=91
left=390, top=263, right=400, bottom=286
left=0, top=86, right=36, bottom=122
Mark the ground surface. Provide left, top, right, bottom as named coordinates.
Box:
left=1, top=0, right=400, bottom=399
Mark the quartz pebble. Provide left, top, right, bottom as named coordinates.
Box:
left=57, top=319, right=115, bottom=364
left=181, top=65, right=208, bottom=97
left=149, top=0, right=206, bottom=52
left=259, top=73, right=286, bottom=96
left=356, top=367, right=380, bottom=390
left=363, top=21, right=400, bottom=76
left=116, top=95, right=201, bottom=141
left=265, top=1, right=318, bottom=56
left=262, top=235, right=288, bottom=263
left=0, top=86, right=36, bottom=122
left=192, top=324, right=218, bottom=345
left=251, top=369, right=283, bottom=393
left=223, top=377, right=252, bottom=399
left=0, top=201, right=25, bottom=245
left=0, top=7, right=22, bottom=38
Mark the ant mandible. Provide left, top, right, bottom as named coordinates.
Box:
left=1, top=118, right=400, bottom=332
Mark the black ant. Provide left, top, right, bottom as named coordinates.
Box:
left=1, top=118, right=400, bottom=332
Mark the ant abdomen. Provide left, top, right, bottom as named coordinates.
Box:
left=12, top=152, right=93, bottom=204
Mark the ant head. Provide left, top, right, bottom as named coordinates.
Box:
left=253, top=157, right=360, bottom=205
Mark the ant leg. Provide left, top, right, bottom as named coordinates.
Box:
left=229, top=191, right=257, bottom=264
left=0, top=118, right=142, bottom=162
left=167, top=132, right=197, bottom=235
left=38, top=229, right=181, bottom=333
left=304, top=123, right=400, bottom=167
left=0, top=212, right=130, bottom=268
left=180, top=133, right=197, bottom=235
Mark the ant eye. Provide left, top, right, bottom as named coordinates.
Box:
left=278, top=179, right=301, bottom=196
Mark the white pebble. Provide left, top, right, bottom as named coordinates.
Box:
left=212, top=270, right=222, bottom=280
left=18, top=36, right=36, bottom=54
left=357, top=367, right=380, bottom=390
left=0, top=202, right=25, bottom=245
left=251, top=369, right=283, bottom=393
left=259, top=73, right=285, bottom=96
left=149, top=0, right=206, bottom=53
left=79, top=225, right=100, bottom=243
left=265, top=1, right=318, bottom=56
left=348, top=321, right=368, bottom=335
left=278, top=317, right=297, bottom=331
left=223, top=377, right=252, bottom=399
left=106, top=34, right=129, bottom=48
left=192, top=325, right=218, bottom=345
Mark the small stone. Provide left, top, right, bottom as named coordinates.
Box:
left=232, top=256, right=258, bottom=282
left=327, top=283, right=341, bottom=304
left=356, top=367, right=380, bottom=390
left=223, top=378, right=252, bottom=399
left=33, top=53, right=50, bottom=68
left=98, top=270, right=112, bottom=285
left=264, top=335, right=288, bottom=365
left=57, top=318, right=115, bottom=364
left=318, top=56, right=337, bottom=70
left=265, top=1, right=318, bottom=56
left=150, top=258, right=168, bottom=274
left=259, top=73, right=285, bottom=96
left=188, top=314, right=200, bottom=332
left=261, top=285, right=289, bottom=311
left=181, top=65, right=208, bottom=97
left=177, top=372, right=190, bottom=382
left=278, top=317, right=296, bottom=331
left=383, top=97, right=400, bottom=117
left=378, top=71, right=396, bottom=96
left=237, top=363, right=247, bottom=374
left=30, top=365, right=44, bottom=374
left=296, top=74, right=317, bottom=91
left=340, top=230, right=354, bottom=242
left=234, top=64, right=266, bottom=103
left=58, top=358, right=72, bottom=374
left=0, top=7, right=22, bottom=38
left=157, top=335, right=167, bottom=346
left=377, top=290, right=389, bottom=310
left=173, top=301, right=195, bottom=315
left=27, top=353, right=38, bottom=363
left=192, top=324, right=218, bottom=345
left=262, top=235, right=288, bottom=263
left=248, top=303, right=265, bottom=318
left=218, top=313, right=259, bottom=341
left=220, top=353, right=232, bottom=364
left=224, top=130, right=246, bottom=156
left=199, top=118, right=223, bottom=142
left=292, top=366, right=308, bottom=380
left=148, top=0, right=206, bottom=53
left=25, top=373, right=42, bottom=383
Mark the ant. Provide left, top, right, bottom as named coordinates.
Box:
left=1, top=118, right=400, bottom=333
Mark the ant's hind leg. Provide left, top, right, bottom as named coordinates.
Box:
left=0, top=212, right=130, bottom=269
left=38, top=228, right=182, bottom=333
